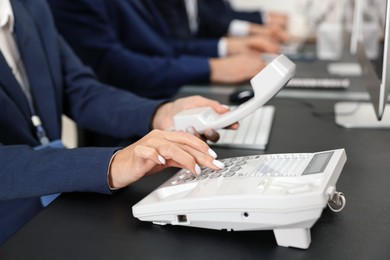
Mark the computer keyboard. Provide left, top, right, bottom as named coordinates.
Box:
left=286, top=77, right=350, bottom=89
left=209, top=106, right=274, bottom=150
left=281, top=41, right=304, bottom=56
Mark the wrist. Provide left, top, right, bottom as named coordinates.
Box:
left=264, top=11, right=270, bottom=25
left=151, top=102, right=172, bottom=130
left=108, top=150, right=121, bottom=189
left=209, top=58, right=221, bottom=83
left=225, top=38, right=235, bottom=55
left=226, top=37, right=246, bottom=56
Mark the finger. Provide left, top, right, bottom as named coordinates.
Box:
left=110, top=145, right=166, bottom=188
left=189, top=96, right=230, bottom=114
left=156, top=141, right=201, bottom=175
left=162, top=130, right=211, bottom=155
left=273, top=29, right=290, bottom=43
left=134, top=145, right=166, bottom=164
left=226, top=122, right=239, bottom=130
left=187, top=125, right=220, bottom=145
left=204, top=128, right=220, bottom=143
left=131, top=145, right=167, bottom=178
left=147, top=130, right=219, bottom=161
left=149, top=132, right=223, bottom=173
left=175, top=143, right=225, bottom=170
left=186, top=126, right=204, bottom=141
left=250, top=38, right=280, bottom=53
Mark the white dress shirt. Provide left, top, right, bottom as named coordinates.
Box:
left=184, top=0, right=199, bottom=35
left=228, top=19, right=251, bottom=37
left=183, top=0, right=229, bottom=57
left=183, top=0, right=263, bottom=56
left=0, top=0, right=32, bottom=102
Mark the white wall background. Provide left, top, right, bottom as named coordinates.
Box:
left=228, top=0, right=306, bottom=13
left=228, top=0, right=345, bottom=38
left=229, top=0, right=385, bottom=22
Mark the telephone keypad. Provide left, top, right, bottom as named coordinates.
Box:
left=172, top=153, right=314, bottom=185
left=224, top=161, right=234, bottom=167
left=223, top=171, right=236, bottom=178
left=184, top=175, right=196, bottom=182
left=235, top=161, right=247, bottom=166
left=230, top=166, right=241, bottom=171
left=210, top=172, right=222, bottom=179
left=197, top=174, right=209, bottom=180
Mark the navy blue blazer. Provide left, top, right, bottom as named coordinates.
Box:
left=153, top=0, right=263, bottom=40
left=0, top=0, right=164, bottom=242
left=47, top=0, right=220, bottom=99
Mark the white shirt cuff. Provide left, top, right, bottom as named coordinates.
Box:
left=262, top=11, right=268, bottom=24
left=218, top=37, right=228, bottom=57
left=228, top=20, right=250, bottom=37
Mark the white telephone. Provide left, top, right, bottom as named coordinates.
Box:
left=173, top=54, right=296, bottom=133
left=132, top=149, right=347, bottom=249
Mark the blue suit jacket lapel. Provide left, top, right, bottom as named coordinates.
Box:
left=12, top=0, right=59, bottom=138
left=0, top=53, right=31, bottom=120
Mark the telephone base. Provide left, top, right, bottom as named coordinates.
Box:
left=133, top=149, right=347, bottom=250
left=274, top=228, right=311, bottom=249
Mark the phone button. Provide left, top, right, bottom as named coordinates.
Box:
left=210, top=172, right=222, bottom=179
left=256, top=179, right=269, bottom=191
left=223, top=171, right=236, bottom=178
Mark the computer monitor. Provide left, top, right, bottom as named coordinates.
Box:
left=377, top=0, right=390, bottom=119
left=350, top=0, right=382, bottom=58
left=350, top=0, right=363, bottom=55
left=335, top=0, right=390, bottom=128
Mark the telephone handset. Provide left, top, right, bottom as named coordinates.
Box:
left=173, top=54, right=296, bottom=133
left=132, top=149, right=347, bottom=249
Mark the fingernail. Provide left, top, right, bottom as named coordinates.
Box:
left=195, top=164, right=201, bottom=175
left=158, top=155, right=166, bottom=165
left=208, top=148, right=218, bottom=158
left=205, top=128, right=216, bottom=137
left=186, top=126, right=195, bottom=135
left=213, top=160, right=225, bottom=169
left=205, top=129, right=219, bottom=142
left=222, top=104, right=230, bottom=109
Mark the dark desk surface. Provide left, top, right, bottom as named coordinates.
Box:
left=1, top=98, right=390, bottom=260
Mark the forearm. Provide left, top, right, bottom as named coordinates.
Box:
left=95, top=47, right=212, bottom=98
left=171, top=39, right=219, bottom=57
left=0, top=145, right=117, bottom=200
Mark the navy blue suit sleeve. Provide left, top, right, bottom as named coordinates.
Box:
left=223, top=1, right=263, bottom=24
left=48, top=0, right=212, bottom=99
left=197, top=0, right=263, bottom=38
left=170, top=39, right=220, bottom=58
left=0, top=144, right=116, bottom=199
left=57, top=36, right=164, bottom=138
